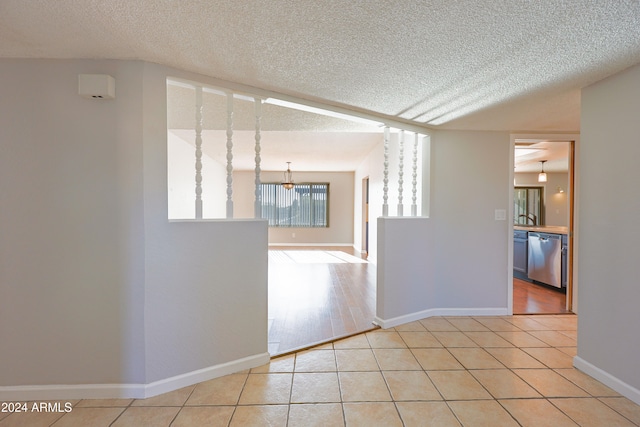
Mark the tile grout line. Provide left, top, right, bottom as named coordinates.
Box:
left=406, top=315, right=590, bottom=426
left=464, top=318, right=615, bottom=426
left=10, top=315, right=640, bottom=426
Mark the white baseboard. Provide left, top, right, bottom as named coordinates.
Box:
left=373, top=307, right=509, bottom=329
left=0, top=352, right=270, bottom=401
left=0, top=383, right=145, bottom=402
left=573, top=356, right=640, bottom=406
left=144, top=352, right=270, bottom=399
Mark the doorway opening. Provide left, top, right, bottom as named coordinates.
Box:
left=362, top=177, right=370, bottom=258
left=512, top=137, right=576, bottom=315
left=267, top=246, right=377, bottom=356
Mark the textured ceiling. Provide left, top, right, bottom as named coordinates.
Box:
left=2, top=0, right=640, bottom=133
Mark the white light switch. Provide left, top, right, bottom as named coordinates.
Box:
left=495, top=209, right=506, bottom=220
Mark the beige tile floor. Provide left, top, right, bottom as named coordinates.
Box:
left=2, top=315, right=640, bottom=426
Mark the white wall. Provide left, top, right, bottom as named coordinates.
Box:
left=0, top=59, right=147, bottom=387
left=575, top=63, right=640, bottom=404
left=377, top=218, right=436, bottom=324
left=234, top=170, right=355, bottom=245
left=430, top=130, right=511, bottom=308
left=142, top=64, right=268, bottom=387
left=376, top=130, right=511, bottom=326
left=144, top=219, right=267, bottom=383
left=354, top=132, right=428, bottom=263
left=0, top=59, right=268, bottom=399
left=514, top=172, right=569, bottom=226
left=167, top=131, right=227, bottom=219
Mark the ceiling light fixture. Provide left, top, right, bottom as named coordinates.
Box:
left=282, top=162, right=295, bottom=190
left=538, top=160, right=548, bottom=183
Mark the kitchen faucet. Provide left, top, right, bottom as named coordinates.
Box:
left=518, top=213, right=537, bottom=226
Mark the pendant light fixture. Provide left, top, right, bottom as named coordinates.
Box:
left=538, top=160, right=548, bottom=183
left=282, top=162, right=294, bottom=190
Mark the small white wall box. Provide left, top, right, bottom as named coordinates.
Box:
left=78, top=74, right=115, bottom=99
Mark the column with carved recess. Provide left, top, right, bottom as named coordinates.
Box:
left=254, top=98, right=263, bottom=218
left=194, top=86, right=203, bottom=219
left=397, top=130, right=405, bottom=216
left=382, top=126, right=390, bottom=216
left=411, top=133, right=419, bottom=216
left=226, top=93, right=234, bottom=218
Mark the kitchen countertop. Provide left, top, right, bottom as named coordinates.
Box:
left=514, top=225, right=569, bottom=235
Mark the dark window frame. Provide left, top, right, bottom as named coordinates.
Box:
left=260, top=182, right=330, bottom=228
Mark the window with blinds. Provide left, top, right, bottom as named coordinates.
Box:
left=260, top=183, right=329, bottom=227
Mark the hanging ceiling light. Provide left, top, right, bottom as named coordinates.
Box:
left=282, top=162, right=294, bottom=190
left=538, top=160, right=548, bottom=182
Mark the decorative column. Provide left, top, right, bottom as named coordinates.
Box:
left=226, top=93, right=234, bottom=218
left=411, top=133, right=419, bottom=216
left=254, top=98, right=263, bottom=218
left=397, top=130, right=405, bottom=216
left=194, top=86, right=203, bottom=219
left=382, top=126, right=390, bottom=216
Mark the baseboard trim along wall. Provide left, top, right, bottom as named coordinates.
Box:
left=573, top=356, right=640, bottom=406
left=0, top=352, right=271, bottom=401
left=373, top=307, right=509, bottom=329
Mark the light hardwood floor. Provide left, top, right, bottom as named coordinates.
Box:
left=268, top=246, right=377, bottom=355
left=513, top=277, right=571, bottom=314
left=268, top=248, right=571, bottom=355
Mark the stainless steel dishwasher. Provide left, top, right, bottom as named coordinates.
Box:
left=527, top=232, right=562, bottom=288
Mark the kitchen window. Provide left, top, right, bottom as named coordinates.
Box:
left=514, top=186, right=544, bottom=226
left=260, top=183, right=329, bottom=228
